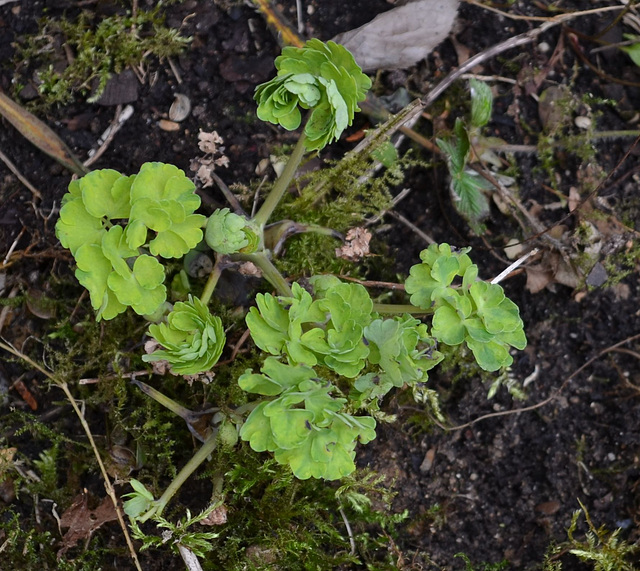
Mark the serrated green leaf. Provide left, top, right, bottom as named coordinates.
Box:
left=450, top=169, right=491, bottom=222
left=470, top=78, right=493, bottom=128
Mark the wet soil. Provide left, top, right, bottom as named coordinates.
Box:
left=1, top=1, right=640, bottom=569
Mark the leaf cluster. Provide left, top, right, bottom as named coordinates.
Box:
left=55, top=163, right=205, bottom=320
left=240, top=278, right=444, bottom=480
left=405, top=243, right=526, bottom=371
left=255, top=39, right=371, bottom=151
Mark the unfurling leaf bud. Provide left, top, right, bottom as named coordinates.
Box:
left=143, top=296, right=225, bottom=375
left=205, top=208, right=260, bottom=255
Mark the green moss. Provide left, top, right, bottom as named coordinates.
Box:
left=14, top=3, right=190, bottom=108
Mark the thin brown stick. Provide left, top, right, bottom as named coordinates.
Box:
left=0, top=339, right=143, bottom=571
left=0, top=149, right=43, bottom=200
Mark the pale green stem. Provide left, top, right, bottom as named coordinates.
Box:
left=373, top=303, right=430, bottom=315
left=140, top=428, right=219, bottom=522
left=253, top=131, right=308, bottom=228
left=233, top=251, right=293, bottom=297
left=200, top=255, right=226, bottom=306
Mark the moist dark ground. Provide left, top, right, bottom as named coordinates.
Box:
left=1, top=1, right=640, bottom=570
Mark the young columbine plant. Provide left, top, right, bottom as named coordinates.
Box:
left=55, top=40, right=527, bottom=538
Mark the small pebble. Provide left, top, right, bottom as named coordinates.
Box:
left=574, top=116, right=591, bottom=130
left=158, top=119, right=181, bottom=132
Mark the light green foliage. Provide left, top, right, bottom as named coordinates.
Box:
left=565, top=505, right=638, bottom=571
left=542, top=503, right=639, bottom=571
left=621, top=34, right=640, bottom=67
left=469, top=78, right=493, bottom=129
left=247, top=280, right=372, bottom=377
left=55, top=163, right=204, bottom=320
left=143, top=296, right=226, bottom=375
left=242, top=276, right=446, bottom=479
left=405, top=243, right=526, bottom=371
left=255, top=39, right=371, bottom=151
left=239, top=357, right=376, bottom=480
left=364, top=315, right=444, bottom=388
left=130, top=505, right=221, bottom=557
left=204, top=208, right=260, bottom=254
left=123, top=478, right=155, bottom=519
left=126, top=162, right=206, bottom=258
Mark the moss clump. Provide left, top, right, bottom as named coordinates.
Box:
left=14, top=3, right=190, bottom=108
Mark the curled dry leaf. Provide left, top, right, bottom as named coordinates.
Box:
left=332, top=0, right=460, bottom=71
left=335, top=227, right=372, bottom=262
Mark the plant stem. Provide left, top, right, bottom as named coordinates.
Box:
left=373, top=303, right=429, bottom=315
left=141, top=428, right=219, bottom=521
left=200, top=255, right=226, bottom=305
left=253, top=131, right=307, bottom=228
left=234, top=251, right=293, bottom=296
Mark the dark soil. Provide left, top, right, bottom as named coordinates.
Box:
left=1, top=1, right=640, bottom=570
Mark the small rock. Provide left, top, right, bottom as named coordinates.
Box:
left=574, top=116, right=591, bottom=130
left=169, top=94, right=191, bottom=122
left=158, top=119, right=181, bottom=132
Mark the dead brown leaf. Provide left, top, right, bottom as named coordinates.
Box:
left=58, top=493, right=118, bottom=556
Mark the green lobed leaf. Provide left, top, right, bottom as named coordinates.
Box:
left=127, top=162, right=205, bottom=258
left=74, top=243, right=127, bottom=321
left=107, top=254, right=166, bottom=317
left=254, top=39, right=371, bottom=151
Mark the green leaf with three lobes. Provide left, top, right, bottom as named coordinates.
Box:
left=143, top=296, right=225, bottom=375
left=255, top=39, right=371, bottom=151
left=126, top=162, right=206, bottom=258
left=405, top=243, right=472, bottom=309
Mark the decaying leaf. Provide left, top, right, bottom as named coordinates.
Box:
left=332, top=0, right=460, bottom=71
left=0, top=92, right=87, bottom=175
left=525, top=251, right=582, bottom=294
left=58, top=493, right=118, bottom=556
